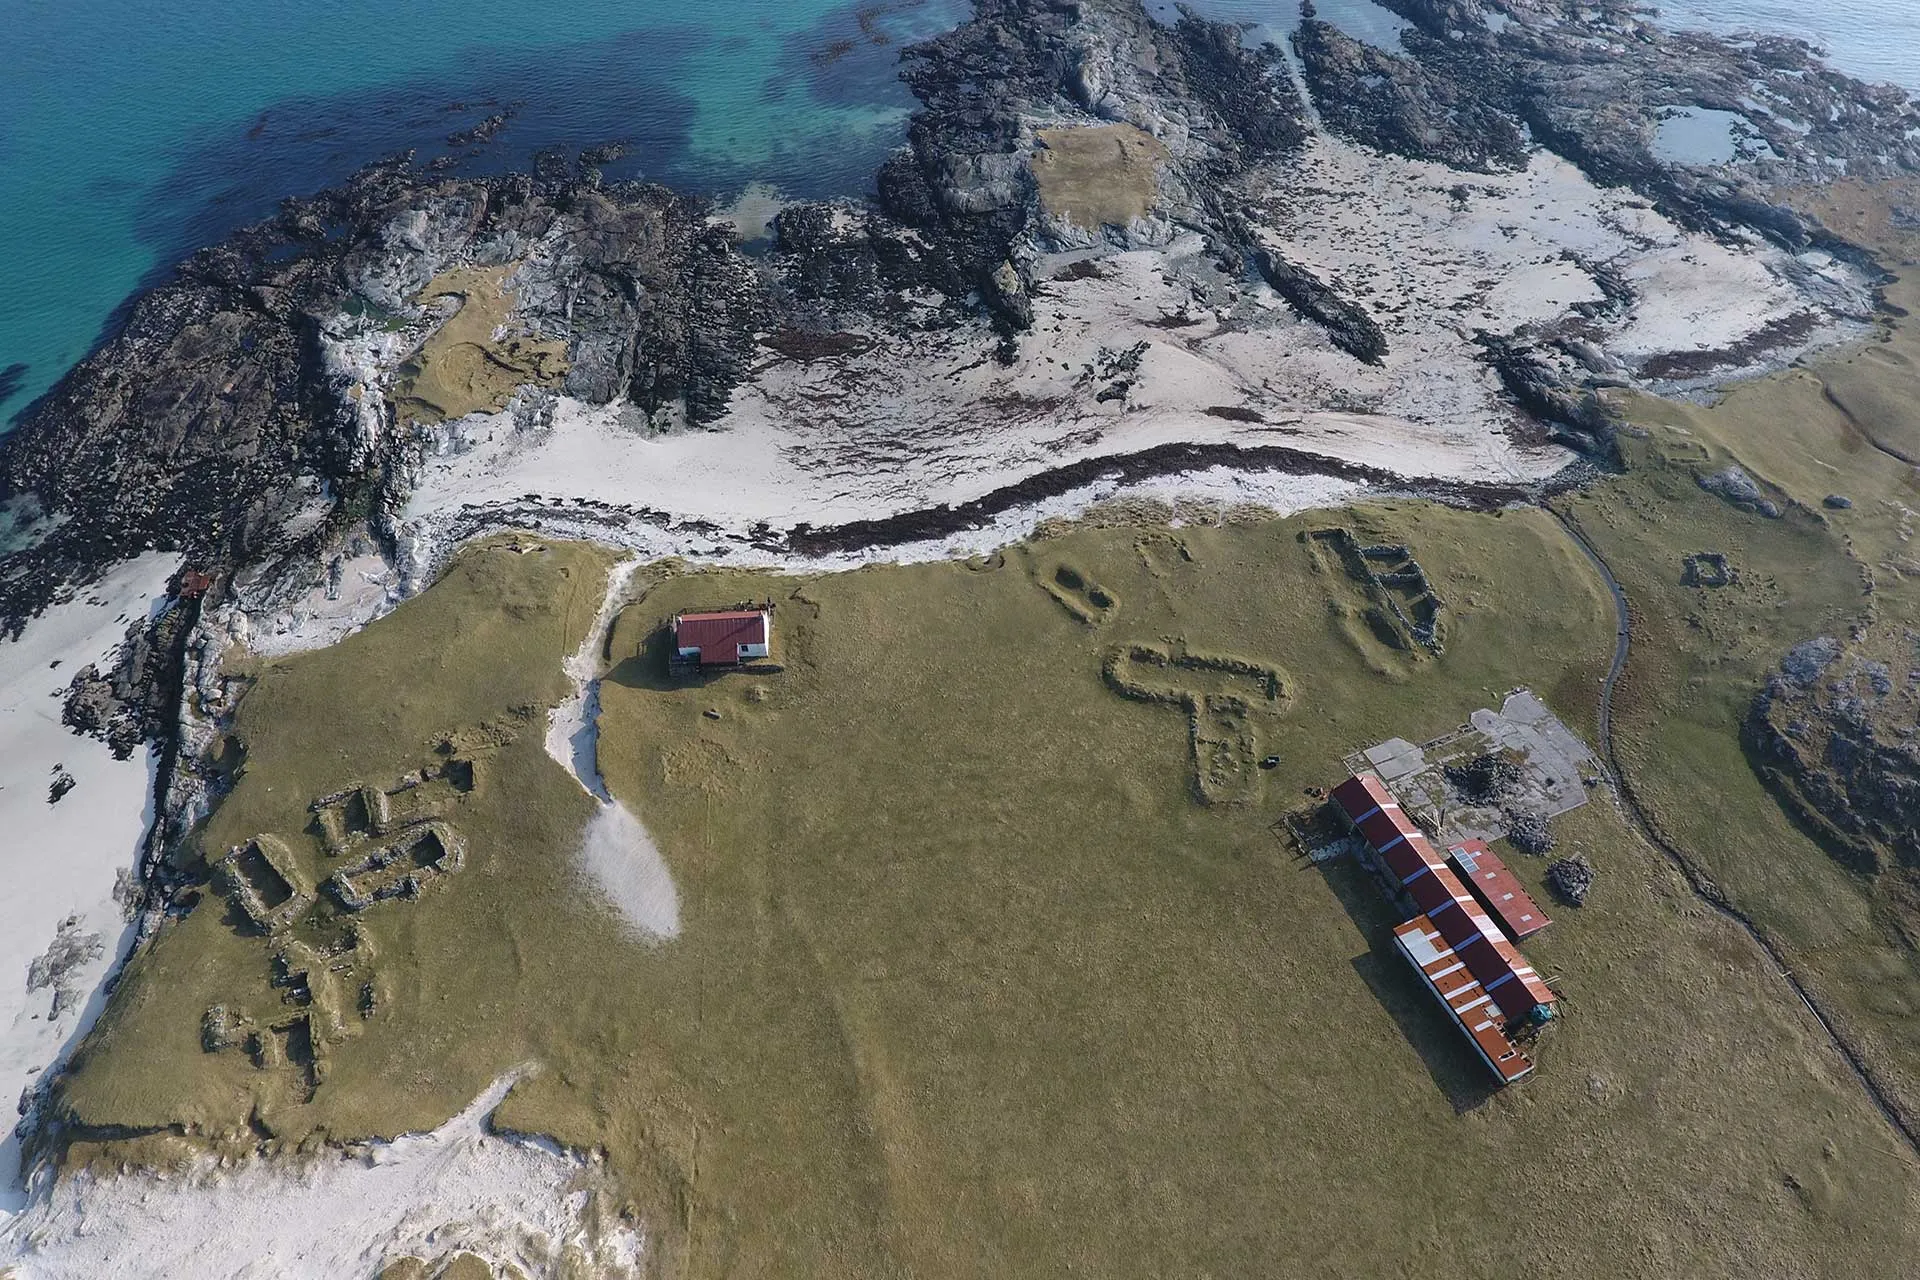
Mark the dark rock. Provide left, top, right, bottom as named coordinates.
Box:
left=26, top=917, right=105, bottom=1017
left=1474, top=335, right=1621, bottom=461
left=1293, top=13, right=1527, bottom=173
left=445, top=110, right=512, bottom=149
left=1545, top=852, right=1594, bottom=905
left=1368, top=0, right=1920, bottom=254
left=1444, top=752, right=1523, bottom=805
left=1508, top=810, right=1555, bottom=856
left=1824, top=493, right=1855, bottom=510
left=1252, top=248, right=1388, bottom=365
left=1164, top=11, right=1309, bottom=163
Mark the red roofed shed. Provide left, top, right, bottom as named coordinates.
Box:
left=1448, top=839, right=1552, bottom=940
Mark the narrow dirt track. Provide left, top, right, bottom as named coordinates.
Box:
left=1552, top=507, right=1920, bottom=1160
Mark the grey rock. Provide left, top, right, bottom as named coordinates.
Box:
left=1546, top=853, right=1595, bottom=906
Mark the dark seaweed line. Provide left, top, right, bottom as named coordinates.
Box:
left=784, top=439, right=1590, bottom=555
left=1553, top=507, right=1920, bottom=1160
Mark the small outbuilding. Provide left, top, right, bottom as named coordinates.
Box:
left=1448, top=839, right=1552, bottom=941
left=672, top=608, right=772, bottom=670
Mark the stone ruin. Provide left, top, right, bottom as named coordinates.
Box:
left=325, top=821, right=467, bottom=911
left=1305, top=528, right=1447, bottom=655
left=1104, top=640, right=1291, bottom=805
left=201, top=923, right=380, bottom=1102
left=199, top=750, right=481, bottom=1103
left=1683, top=551, right=1734, bottom=588
left=213, top=835, right=316, bottom=935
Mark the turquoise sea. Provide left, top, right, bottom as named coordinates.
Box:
left=0, top=0, right=963, bottom=420
left=3, top=0, right=1914, bottom=427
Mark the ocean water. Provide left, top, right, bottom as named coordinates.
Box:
left=0, top=0, right=963, bottom=422
left=1656, top=1, right=1920, bottom=96
left=2, top=0, right=1915, bottom=428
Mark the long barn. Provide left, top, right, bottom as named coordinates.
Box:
left=1331, top=773, right=1556, bottom=1085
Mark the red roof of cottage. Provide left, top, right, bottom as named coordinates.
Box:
left=1448, top=839, right=1552, bottom=940
left=674, top=610, right=769, bottom=665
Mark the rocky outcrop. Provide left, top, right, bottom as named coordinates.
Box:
left=0, top=165, right=771, bottom=636
left=3, top=0, right=1917, bottom=647
left=1251, top=248, right=1388, bottom=366
left=1749, top=631, right=1920, bottom=885
left=1294, top=12, right=1527, bottom=173
left=1474, top=335, right=1621, bottom=461
left=1363, top=0, right=1920, bottom=251
left=61, top=582, right=202, bottom=760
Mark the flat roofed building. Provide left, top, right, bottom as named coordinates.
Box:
left=673, top=609, right=772, bottom=668
left=1393, top=919, right=1535, bottom=1084
left=1448, top=838, right=1552, bottom=940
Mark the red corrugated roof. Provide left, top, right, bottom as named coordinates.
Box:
left=1334, top=775, right=1556, bottom=1020
left=1448, top=839, right=1552, bottom=940
left=674, top=610, right=769, bottom=665
left=1394, top=919, right=1535, bottom=1084
left=1331, top=774, right=1396, bottom=823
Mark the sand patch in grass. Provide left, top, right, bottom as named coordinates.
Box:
left=576, top=801, right=680, bottom=942
left=391, top=266, right=568, bottom=426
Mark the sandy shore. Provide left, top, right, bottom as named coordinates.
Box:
left=0, top=1070, right=642, bottom=1278
left=0, top=554, right=177, bottom=1216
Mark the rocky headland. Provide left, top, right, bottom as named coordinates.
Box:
left=3, top=0, right=1909, bottom=633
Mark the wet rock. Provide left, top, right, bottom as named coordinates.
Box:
left=1163, top=11, right=1309, bottom=163
left=1294, top=12, right=1527, bottom=173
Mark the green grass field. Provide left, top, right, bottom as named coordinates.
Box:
left=1556, top=263, right=1920, bottom=1143
left=46, top=212, right=1920, bottom=1280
